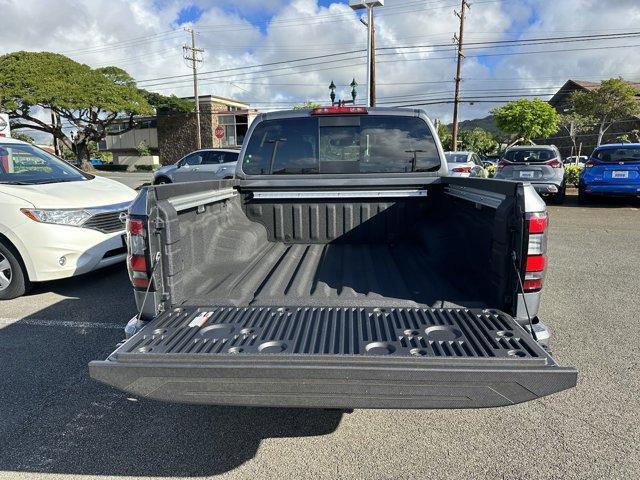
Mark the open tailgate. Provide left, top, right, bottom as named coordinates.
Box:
left=89, top=307, right=576, bottom=409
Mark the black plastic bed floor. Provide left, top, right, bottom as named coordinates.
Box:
left=184, top=242, right=487, bottom=308
left=116, top=306, right=547, bottom=361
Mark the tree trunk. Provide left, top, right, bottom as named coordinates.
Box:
left=597, top=121, right=606, bottom=146
left=75, top=141, right=95, bottom=172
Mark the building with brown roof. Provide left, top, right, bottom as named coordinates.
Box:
left=540, top=79, right=640, bottom=157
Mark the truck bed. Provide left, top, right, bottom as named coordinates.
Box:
left=184, top=242, right=486, bottom=309
left=90, top=306, right=577, bottom=409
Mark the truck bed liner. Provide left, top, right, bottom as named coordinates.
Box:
left=185, top=242, right=486, bottom=308
left=90, top=306, right=577, bottom=409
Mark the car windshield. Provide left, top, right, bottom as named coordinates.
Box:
left=593, top=147, right=640, bottom=163
left=504, top=149, right=555, bottom=163
left=242, top=115, right=441, bottom=175
left=0, top=143, right=88, bottom=184
left=445, top=153, right=469, bottom=163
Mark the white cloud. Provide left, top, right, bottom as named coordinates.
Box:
left=1, top=0, right=639, bottom=124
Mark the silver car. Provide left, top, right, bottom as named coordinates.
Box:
left=495, top=145, right=566, bottom=203
left=153, top=149, right=239, bottom=184
left=444, top=151, right=488, bottom=177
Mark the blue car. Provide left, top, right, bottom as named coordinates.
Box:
left=579, top=144, right=640, bottom=201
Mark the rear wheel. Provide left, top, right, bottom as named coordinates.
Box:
left=554, top=184, right=566, bottom=204
left=0, top=242, right=29, bottom=300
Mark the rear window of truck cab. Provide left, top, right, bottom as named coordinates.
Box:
left=242, top=115, right=440, bottom=175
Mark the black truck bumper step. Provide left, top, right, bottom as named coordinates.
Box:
left=89, top=307, right=576, bottom=409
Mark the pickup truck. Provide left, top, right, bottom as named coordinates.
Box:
left=90, top=106, right=577, bottom=409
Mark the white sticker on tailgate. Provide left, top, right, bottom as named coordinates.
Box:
left=612, top=171, right=629, bottom=179
left=189, top=311, right=213, bottom=328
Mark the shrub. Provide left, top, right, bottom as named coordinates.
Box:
left=486, top=164, right=496, bottom=178
left=136, top=140, right=151, bottom=157
left=135, top=164, right=158, bottom=172
left=94, top=164, right=128, bottom=172
left=564, top=164, right=582, bottom=187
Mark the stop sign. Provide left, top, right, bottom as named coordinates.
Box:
left=215, top=125, right=225, bottom=139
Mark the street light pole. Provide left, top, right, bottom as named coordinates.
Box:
left=350, top=1, right=384, bottom=107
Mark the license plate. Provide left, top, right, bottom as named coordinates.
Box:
left=519, top=171, right=535, bottom=179
left=612, top=171, right=628, bottom=179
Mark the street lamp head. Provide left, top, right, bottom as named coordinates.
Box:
left=349, top=0, right=384, bottom=10
left=329, top=80, right=336, bottom=91
left=350, top=78, right=358, bottom=88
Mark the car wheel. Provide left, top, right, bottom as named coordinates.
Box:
left=154, top=177, right=171, bottom=185
left=0, top=242, right=30, bottom=300
left=554, top=185, right=566, bottom=204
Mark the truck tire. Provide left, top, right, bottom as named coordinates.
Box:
left=0, top=241, right=30, bottom=300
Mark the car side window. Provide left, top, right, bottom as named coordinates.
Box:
left=221, top=152, right=238, bottom=164
left=181, top=153, right=203, bottom=166
left=202, top=151, right=225, bottom=165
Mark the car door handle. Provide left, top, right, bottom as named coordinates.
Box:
left=193, top=167, right=199, bottom=171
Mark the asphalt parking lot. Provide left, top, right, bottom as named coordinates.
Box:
left=0, top=192, right=638, bottom=480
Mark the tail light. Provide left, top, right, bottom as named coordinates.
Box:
left=126, top=217, right=151, bottom=289
left=310, top=106, right=368, bottom=115
left=524, top=211, right=548, bottom=292
left=584, top=159, right=596, bottom=168
left=545, top=158, right=563, bottom=168
left=452, top=166, right=472, bottom=173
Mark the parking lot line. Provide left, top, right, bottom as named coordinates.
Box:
left=0, top=318, right=123, bottom=329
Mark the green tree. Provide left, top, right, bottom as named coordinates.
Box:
left=10, top=131, right=35, bottom=143
left=458, top=128, right=498, bottom=156
left=293, top=101, right=321, bottom=110
left=436, top=122, right=452, bottom=151
left=569, top=78, right=640, bottom=146
left=492, top=98, right=559, bottom=145
left=0, top=51, right=190, bottom=170
left=558, top=113, right=593, bottom=156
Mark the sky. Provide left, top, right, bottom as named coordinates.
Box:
left=1, top=0, right=640, bottom=127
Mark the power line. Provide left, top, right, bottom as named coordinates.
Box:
left=133, top=30, right=640, bottom=88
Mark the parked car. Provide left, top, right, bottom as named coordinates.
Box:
left=444, top=151, right=488, bottom=177
left=0, top=137, right=137, bottom=300
left=90, top=158, right=105, bottom=167
left=564, top=156, right=588, bottom=168
left=495, top=145, right=566, bottom=203
left=153, top=148, right=239, bottom=184
left=90, top=106, right=576, bottom=409
left=579, top=144, right=640, bottom=201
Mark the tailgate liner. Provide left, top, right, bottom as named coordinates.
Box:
left=90, top=306, right=577, bottom=409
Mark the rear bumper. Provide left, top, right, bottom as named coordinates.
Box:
left=582, top=183, right=640, bottom=196
left=531, top=183, right=560, bottom=194
left=90, top=306, right=577, bottom=409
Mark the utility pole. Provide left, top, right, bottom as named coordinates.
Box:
left=370, top=12, right=376, bottom=106
left=451, top=0, right=470, bottom=152
left=183, top=28, right=204, bottom=149
left=350, top=1, right=383, bottom=107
